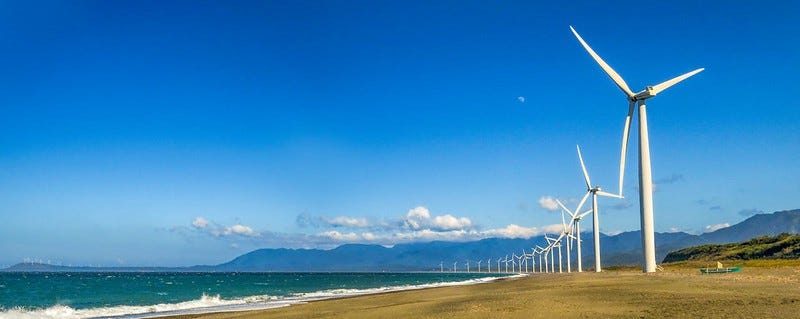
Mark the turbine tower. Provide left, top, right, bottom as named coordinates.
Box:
left=570, top=26, right=704, bottom=273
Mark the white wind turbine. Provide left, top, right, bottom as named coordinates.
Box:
left=496, top=258, right=502, bottom=273
left=477, top=260, right=482, bottom=272
left=465, top=260, right=470, bottom=273
left=536, top=246, right=545, bottom=273
left=511, top=253, right=518, bottom=273
left=571, top=144, right=623, bottom=273
left=570, top=26, right=703, bottom=273
left=557, top=199, right=592, bottom=272
left=440, top=261, right=444, bottom=273
left=521, top=249, right=529, bottom=273
left=545, top=234, right=561, bottom=273
left=559, top=210, right=573, bottom=273
left=504, top=255, right=509, bottom=273
left=487, top=258, right=491, bottom=273
left=453, top=261, right=457, bottom=273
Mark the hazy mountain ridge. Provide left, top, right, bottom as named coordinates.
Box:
left=663, top=233, right=800, bottom=262
left=5, top=209, right=799, bottom=272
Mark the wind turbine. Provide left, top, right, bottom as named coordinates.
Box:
left=496, top=258, right=502, bottom=273
left=536, top=246, right=545, bottom=273
left=558, top=199, right=592, bottom=272
left=504, top=255, right=509, bottom=273
left=440, top=261, right=444, bottom=273
left=571, top=144, right=624, bottom=273
left=487, top=258, right=491, bottom=273
left=545, top=234, right=560, bottom=273
left=570, top=26, right=704, bottom=272
left=453, top=261, right=457, bottom=273
left=521, top=249, right=528, bottom=273
left=559, top=209, right=573, bottom=273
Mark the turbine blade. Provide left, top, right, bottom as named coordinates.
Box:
left=618, top=101, right=634, bottom=197
left=650, top=68, right=705, bottom=95
left=597, top=190, right=622, bottom=198
left=556, top=199, right=575, bottom=217
left=577, top=145, right=592, bottom=189
left=575, top=191, right=591, bottom=215
left=569, top=26, right=635, bottom=99
left=579, top=209, right=593, bottom=219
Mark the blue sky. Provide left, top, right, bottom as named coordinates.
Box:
left=1, top=1, right=798, bottom=267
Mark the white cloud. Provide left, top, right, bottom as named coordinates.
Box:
left=320, top=231, right=360, bottom=242
left=404, top=206, right=430, bottom=229
left=704, top=223, right=730, bottom=232
left=431, top=214, right=472, bottom=230
left=669, top=227, right=681, bottom=233
left=538, top=196, right=560, bottom=211
left=517, top=96, right=526, bottom=103
left=192, top=217, right=261, bottom=238
left=226, top=225, right=260, bottom=237
left=483, top=224, right=544, bottom=239
left=192, top=217, right=209, bottom=229
left=324, top=216, right=370, bottom=228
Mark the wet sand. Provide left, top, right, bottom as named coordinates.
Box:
left=160, top=265, right=800, bottom=318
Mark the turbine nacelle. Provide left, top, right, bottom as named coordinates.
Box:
left=633, top=86, right=657, bottom=101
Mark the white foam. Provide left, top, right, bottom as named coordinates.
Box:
left=0, top=275, right=513, bottom=319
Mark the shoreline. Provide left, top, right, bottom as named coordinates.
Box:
left=151, top=266, right=800, bottom=319
left=0, top=272, right=518, bottom=319
left=134, top=274, right=524, bottom=319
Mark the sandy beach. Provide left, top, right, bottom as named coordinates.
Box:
left=158, top=263, right=800, bottom=319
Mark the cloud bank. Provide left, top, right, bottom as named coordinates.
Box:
left=184, top=206, right=564, bottom=248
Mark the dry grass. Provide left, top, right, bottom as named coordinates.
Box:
left=162, top=264, right=800, bottom=319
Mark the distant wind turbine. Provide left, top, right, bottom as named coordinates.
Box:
left=558, top=199, right=592, bottom=272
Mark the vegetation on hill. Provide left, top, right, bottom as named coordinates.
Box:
left=663, top=233, right=800, bottom=263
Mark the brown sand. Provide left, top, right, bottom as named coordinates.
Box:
left=161, top=266, right=800, bottom=319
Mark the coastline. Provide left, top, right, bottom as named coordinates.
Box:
left=0, top=272, right=515, bottom=319
left=125, top=274, right=522, bottom=319
left=152, top=266, right=800, bottom=319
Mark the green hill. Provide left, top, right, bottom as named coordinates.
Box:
left=663, top=233, right=800, bottom=263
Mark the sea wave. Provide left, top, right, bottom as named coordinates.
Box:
left=0, top=274, right=516, bottom=319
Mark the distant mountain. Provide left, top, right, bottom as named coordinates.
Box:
left=663, top=233, right=800, bottom=262
left=214, top=209, right=800, bottom=271
left=1, top=262, right=184, bottom=272
left=5, top=209, right=799, bottom=272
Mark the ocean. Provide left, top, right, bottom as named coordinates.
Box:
left=0, top=272, right=511, bottom=318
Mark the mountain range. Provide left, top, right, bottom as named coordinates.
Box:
left=5, top=209, right=799, bottom=272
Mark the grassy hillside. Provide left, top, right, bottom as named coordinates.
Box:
left=663, top=233, right=800, bottom=263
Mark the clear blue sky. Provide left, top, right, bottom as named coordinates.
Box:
left=1, top=1, right=798, bottom=267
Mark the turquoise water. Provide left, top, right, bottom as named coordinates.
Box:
left=0, top=272, right=507, bottom=318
